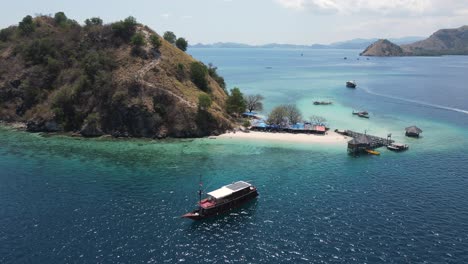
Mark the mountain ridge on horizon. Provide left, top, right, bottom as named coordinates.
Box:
left=189, top=36, right=425, bottom=50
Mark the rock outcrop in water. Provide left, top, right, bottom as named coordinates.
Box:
left=0, top=14, right=233, bottom=138
left=361, top=25, right=468, bottom=56
left=360, top=39, right=406, bottom=56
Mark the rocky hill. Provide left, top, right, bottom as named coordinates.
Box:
left=359, top=39, right=406, bottom=56
left=402, top=26, right=468, bottom=55
left=0, top=14, right=234, bottom=138
left=361, top=26, right=468, bottom=56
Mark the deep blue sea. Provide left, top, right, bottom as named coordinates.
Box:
left=1, top=49, right=468, bottom=263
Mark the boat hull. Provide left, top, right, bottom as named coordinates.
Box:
left=182, top=189, right=258, bottom=220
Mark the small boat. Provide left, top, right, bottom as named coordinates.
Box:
left=352, top=111, right=369, bottom=118
left=387, top=143, right=409, bottom=151
left=313, top=101, right=333, bottom=105
left=365, top=149, right=380, bottom=155
left=346, top=81, right=357, bottom=88
left=182, top=181, right=258, bottom=220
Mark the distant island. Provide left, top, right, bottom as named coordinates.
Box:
left=361, top=25, right=468, bottom=56
left=190, top=37, right=424, bottom=50
left=0, top=13, right=252, bottom=138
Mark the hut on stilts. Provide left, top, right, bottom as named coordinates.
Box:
left=405, top=126, right=423, bottom=137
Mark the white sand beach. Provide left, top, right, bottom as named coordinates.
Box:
left=216, top=130, right=351, bottom=144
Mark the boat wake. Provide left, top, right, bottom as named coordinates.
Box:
left=360, top=86, right=468, bottom=115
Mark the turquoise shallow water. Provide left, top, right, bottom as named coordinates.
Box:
left=1, top=49, right=468, bottom=263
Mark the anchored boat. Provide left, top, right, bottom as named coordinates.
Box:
left=346, top=81, right=357, bottom=88
left=182, top=181, right=258, bottom=220
left=387, top=143, right=409, bottom=151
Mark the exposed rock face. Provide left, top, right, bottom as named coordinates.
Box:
left=360, top=39, right=405, bottom=56
left=0, top=15, right=233, bottom=138
left=360, top=26, right=468, bottom=57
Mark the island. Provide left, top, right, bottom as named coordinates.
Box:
left=0, top=14, right=234, bottom=138
left=360, top=25, right=468, bottom=56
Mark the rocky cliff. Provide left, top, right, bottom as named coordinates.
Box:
left=0, top=15, right=233, bottom=138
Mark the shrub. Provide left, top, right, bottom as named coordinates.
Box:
left=207, top=63, right=226, bottom=92
left=131, top=32, right=146, bottom=46
left=190, top=62, right=209, bottom=92
left=175, top=37, right=188, bottom=51
left=22, top=38, right=56, bottom=65
left=198, top=94, right=212, bottom=110
left=0, top=27, right=14, bottom=42
left=54, top=12, right=68, bottom=26
left=18, top=15, right=35, bottom=35
left=112, top=16, right=138, bottom=41
left=163, top=31, right=176, bottom=44
left=84, top=17, right=103, bottom=27
left=149, top=34, right=161, bottom=49
left=226, top=87, right=246, bottom=116
left=243, top=120, right=251, bottom=127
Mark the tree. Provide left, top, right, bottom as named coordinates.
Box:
left=18, top=15, right=35, bottom=35
left=226, top=87, right=246, bottom=116
left=131, top=32, right=146, bottom=46
left=190, top=62, right=209, bottom=92
left=198, top=94, right=212, bottom=110
left=207, top=63, right=226, bottom=92
left=244, top=94, right=264, bottom=113
left=163, top=31, right=176, bottom=44
left=175, top=37, right=188, bottom=51
left=309, top=115, right=327, bottom=125
left=267, top=104, right=302, bottom=126
left=54, top=12, right=68, bottom=26
left=267, top=105, right=288, bottom=126
left=285, top=104, right=301, bottom=124
left=84, top=17, right=103, bottom=27
left=149, top=34, right=161, bottom=49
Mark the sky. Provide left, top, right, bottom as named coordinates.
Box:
left=1, top=0, right=467, bottom=45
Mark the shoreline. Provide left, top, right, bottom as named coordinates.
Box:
left=215, top=130, right=351, bottom=144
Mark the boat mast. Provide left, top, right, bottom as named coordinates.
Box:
left=198, top=175, right=203, bottom=208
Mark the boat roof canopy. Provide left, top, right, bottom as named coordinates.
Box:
left=207, top=181, right=252, bottom=199
left=207, top=187, right=233, bottom=199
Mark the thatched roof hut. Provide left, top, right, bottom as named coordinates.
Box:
left=405, top=126, right=422, bottom=137
left=348, top=134, right=371, bottom=146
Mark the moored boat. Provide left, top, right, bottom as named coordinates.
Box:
left=365, top=149, right=380, bottom=155
left=387, top=143, right=409, bottom=151
left=182, top=181, right=258, bottom=220
left=313, top=101, right=333, bottom=105
left=346, top=81, right=357, bottom=88
left=353, top=111, right=369, bottom=118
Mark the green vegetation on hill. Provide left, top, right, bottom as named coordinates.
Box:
left=0, top=13, right=235, bottom=138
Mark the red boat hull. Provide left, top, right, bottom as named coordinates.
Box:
left=182, top=189, right=258, bottom=220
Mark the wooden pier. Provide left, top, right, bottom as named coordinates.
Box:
left=345, top=130, right=393, bottom=148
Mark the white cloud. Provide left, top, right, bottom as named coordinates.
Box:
left=275, top=0, right=456, bottom=15
left=161, top=13, right=171, bottom=19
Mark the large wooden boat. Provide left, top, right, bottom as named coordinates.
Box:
left=182, top=181, right=258, bottom=220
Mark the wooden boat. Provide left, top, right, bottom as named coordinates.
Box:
left=365, top=149, right=380, bottom=155
left=313, top=101, right=333, bottom=105
left=353, top=111, right=369, bottom=118
left=387, top=143, right=409, bottom=151
left=182, top=181, right=258, bottom=220
left=346, top=81, right=357, bottom=88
